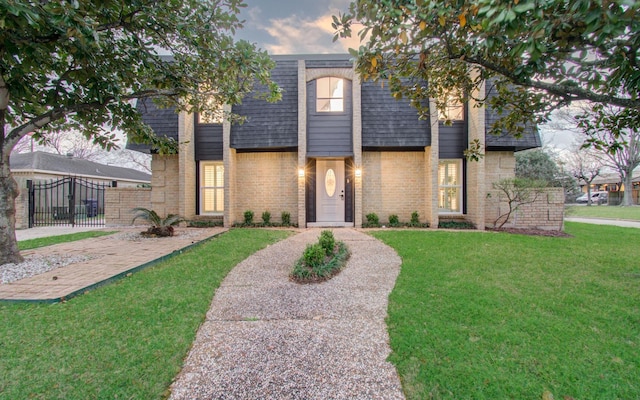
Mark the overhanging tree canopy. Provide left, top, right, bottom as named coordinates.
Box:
left=0, top=0, right=280, bottom=265
left=333, top=0, right=639, bottom=135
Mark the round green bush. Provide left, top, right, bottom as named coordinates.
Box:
left=303, top=243, right=325, bottom=268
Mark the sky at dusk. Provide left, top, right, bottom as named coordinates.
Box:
left=234, top=0, right=359, bottom=54
left=231, top=0, right=578, bottom=149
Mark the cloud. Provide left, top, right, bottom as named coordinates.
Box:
left=259, top=11, right=362, bottom=54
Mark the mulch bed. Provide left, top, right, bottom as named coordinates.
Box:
left=486, top=227, right=573, bottom=238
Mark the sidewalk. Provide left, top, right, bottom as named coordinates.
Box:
left=565, top=217, right=640, bottom=229
left=1, top=227, right=227, bottom=302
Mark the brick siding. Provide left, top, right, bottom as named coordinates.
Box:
left=362, top=151, right=428, bottom=225
left=234, top=152, right=299, bottom=225
left=105, top=187, right=152, bottom=226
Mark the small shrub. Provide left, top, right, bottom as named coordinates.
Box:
left=388, top=214, right=400, bottom=226
left=409, top=211, right=420, bottom=227
left=438, top=220, right=476, bottom=229
left=319, top=230, right=336, bottom=255
left=262, top=211, right=271, bottom=226
left=244, top=210, right=254, bottom=225
left=187, top=220, right=223, bottom=228
left=131, top=207, right=183, bottom=237
left=303, top=243, right=325, bottom=268
left=291, top=241, right=350, bottom=283
left=281, top=211, right=291, bottom=226
left=365, top=213, right=380, bottom=227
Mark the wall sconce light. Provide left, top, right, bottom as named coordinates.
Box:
left=298, top=168, right=305, bottom=177
left=355, top=168, right=362, bottom=177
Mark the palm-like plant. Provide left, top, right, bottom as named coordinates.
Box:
left=131, top=207, right=184, bottom=237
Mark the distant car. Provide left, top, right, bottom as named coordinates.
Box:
left=576, top=191, right=608, bottom=204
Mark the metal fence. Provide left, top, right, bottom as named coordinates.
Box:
left=28, top=177, right=113, bottom=228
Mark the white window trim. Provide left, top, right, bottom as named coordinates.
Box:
left=199, top=161, right=224, bottom=215
left=438, top=159, right=463, bottom=215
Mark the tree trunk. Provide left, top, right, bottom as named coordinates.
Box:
left=622, top=173, right=634, bottom=206
left=0, top=153, right=23, bottom=265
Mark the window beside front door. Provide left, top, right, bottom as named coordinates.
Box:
left=316, top=77, right=344, bottom=112
left=438, top=159, right=462, bottom=214
left=200, top=162, right=224, bottom=214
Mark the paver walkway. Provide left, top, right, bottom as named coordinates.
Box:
left=0, top=227, right=226, bottom=302
left=169, top=228, right=405, bottom=399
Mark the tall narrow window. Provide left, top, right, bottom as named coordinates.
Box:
left=316, top=77, right=344, bottom=112
left=438, top=160, right=462, bottom=213
left=200, top=162, right=224, bottom=214
left=438, top=94, right=464, bottom=121
left=197, top=99, right=224, bottom=124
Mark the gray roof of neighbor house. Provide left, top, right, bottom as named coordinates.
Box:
left=10, top=151, right=151, bottom=182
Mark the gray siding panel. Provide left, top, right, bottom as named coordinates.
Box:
left=129, top=98, right=179, bottom=153
left=195, top=125, right=223, bottom=161
left=361, top=81, right=431, bottom=148
left=230, top=60, right=298, bottom=150
left=439, top=122, right=466, bottom=158
left=306, top=79, right=353, bottom=156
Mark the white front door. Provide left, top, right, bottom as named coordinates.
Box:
left=316, top=159, right=345, bottom=222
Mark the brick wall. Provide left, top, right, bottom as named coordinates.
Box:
left=362, top=151, right=428, bottom=225
left=105, top=187, right=152, bottom=226
left=486, top=187, right=565, bottom=230
left=234, top=152, right=299, bottom=225
left=150, top=154, right=180, bottom=218
left=483, top=151, right=564, bottom=230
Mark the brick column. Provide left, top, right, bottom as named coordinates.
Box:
left=223, top=104, right=235, bottom=227
left=352, top=69, right=363, bottom=227
left=466, top=72, right=486, bottom=229
left=426, top=98, right=439, bottom=228
left=297, top=60, right=307, bottom=228
left=150, top=154, right=179, bottom=217
left=178, top=111, right=196, bottom=221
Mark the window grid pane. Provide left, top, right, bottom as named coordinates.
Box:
left=438, top=160, right=462, bottom=213
left=316, top=77, right=344, bottom=112
left=201, top=163, right=224, bottom=214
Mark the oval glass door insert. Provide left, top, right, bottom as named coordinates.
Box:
left=325, top=168, right=336, bottom=197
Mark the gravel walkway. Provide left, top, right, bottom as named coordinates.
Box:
left=169, top=228, right=405, bottom=399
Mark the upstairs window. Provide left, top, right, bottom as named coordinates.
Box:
left=197, top=99, right=224, bottom=124
left=316, top=77, right=344, bottom=112
left=438, top=94, right=464, bottom=121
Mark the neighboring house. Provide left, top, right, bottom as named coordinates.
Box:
left=578, top=172, right=640, bottom=204
left=10, top=151, right=151, bottom=187
left=132, top=54, right=549, bottom=229
left=11, top=151, right=152, bottom=229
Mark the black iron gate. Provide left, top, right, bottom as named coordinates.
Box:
left=28, top=177, right=112, bottom=228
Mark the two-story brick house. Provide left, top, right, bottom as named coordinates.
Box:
left=131, top=54, right=546, bottom=229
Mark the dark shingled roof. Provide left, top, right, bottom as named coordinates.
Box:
left=10, top=151, right=151, bottom=182
left=484, top=79, right=541, bottom=151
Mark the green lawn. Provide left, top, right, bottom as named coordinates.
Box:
left=566, top=204, right=640, bottom=220
left=0, top=229, right=290, bottom=399
left=372, top=223, right=639, bottom=399
left=18, top=231, right=118, bottom=250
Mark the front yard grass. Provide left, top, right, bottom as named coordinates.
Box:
left=372, top=222, right=639, bottom=399
left=566, top=204, right=640, bottom=220
left=0, top=229, right=290, bottom=399
left=18, top=230, right=118, bottom=250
